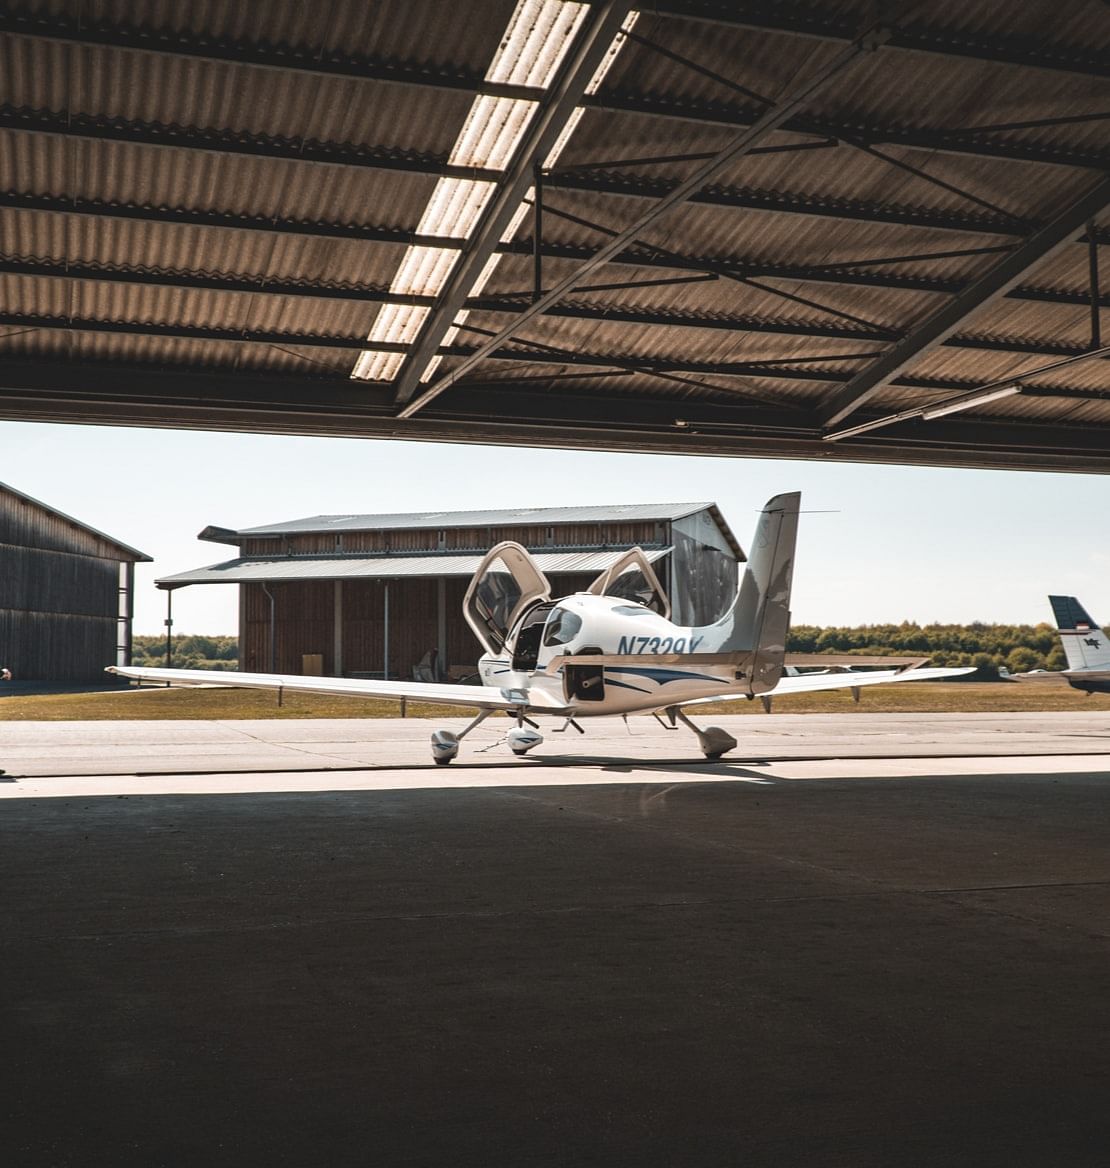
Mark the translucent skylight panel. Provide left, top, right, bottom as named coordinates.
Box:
left=469, top=254, right=503, bottom=296
left=389, top=246, right=460, bottom=297
left=585, top=12, right=640, bottom=95
left=369, top=303, right=430, bottom=346
left=500, top=192, right=535, bottom=242
left=351, top=303, right=433, bottom=381
left=486, top=0, right=589, bottom=89
left=351, top=350, right=405, bottom=381
left=450, top=95, right=539, bottom=170
left=418, top=178, right=498, bottom=239
left=543, top=107, right=584, bottom=169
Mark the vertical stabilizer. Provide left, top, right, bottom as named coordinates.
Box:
left=1049, top=595, right=1110, bottom=670
left=699, top=492, right=800, bottom=693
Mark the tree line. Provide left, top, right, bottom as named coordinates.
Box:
left=130, top=622, right=1069, bottom=677
left=131, top=634, right=238, bottom=671
left=788, top=622, right=1066, bottom=676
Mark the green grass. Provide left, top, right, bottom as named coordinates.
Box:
left=2, top=680, right=1109, bottom=720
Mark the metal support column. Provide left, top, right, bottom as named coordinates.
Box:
left=383, top=581, right=390, bottom=681
left=437, top=577, right=447, bottom=677
left=333, top=580, right=344, bottom=677
left=532, top=163, right=544, bottom=303
left=261, top=583, right=276, bottom=672
left=1089, top=220, right=1102, bottom=350
left=164, top=588, right=173, bottom=668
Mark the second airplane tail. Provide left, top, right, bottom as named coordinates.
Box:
left=1049, top=595, right=1110, bottom=671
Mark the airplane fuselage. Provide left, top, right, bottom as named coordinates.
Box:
left=476, top=591, right=753, bottom=717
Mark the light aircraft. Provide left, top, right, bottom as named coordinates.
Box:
left=109, top=492, right=970, bottom=764
left=1015, top=596, right=1110, bottom=695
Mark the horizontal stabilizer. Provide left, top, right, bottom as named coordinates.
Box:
left=677, top=665, right=973, bottom=707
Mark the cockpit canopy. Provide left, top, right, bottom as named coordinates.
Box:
left=463, top=541, right=670, bottom=657
left=463, top=542, right=551, bottom=655
left=587, top=547, right=670, bottom=619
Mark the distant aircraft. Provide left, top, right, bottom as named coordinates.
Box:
left=1021, top=595, right=1110, bottom=695
left=109, top=492, right=970, bottom=764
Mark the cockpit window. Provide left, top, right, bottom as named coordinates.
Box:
left=543, top=607, right=583, bottom=646
left=607, top=565, right=667, bottom=613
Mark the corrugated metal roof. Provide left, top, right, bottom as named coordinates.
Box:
left=157, top=547, right=672, bottom=587
left=0, top=0, right=1107, bottom=470
left=232, top=502, right=717, bottom=536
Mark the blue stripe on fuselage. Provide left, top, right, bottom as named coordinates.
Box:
left=609, top=666, right=730, bottom=687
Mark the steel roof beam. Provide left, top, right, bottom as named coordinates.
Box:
left=0, top=359, right=1108, bottom=474
left=7, top=308, right=1093, bottom=382
left=543, top=172, right=1026, bottom=236
left=397, top=18, right=896, bottom=416
left=0, top=147, right=1051, bottom=241
left=2, top=193, right=1105, bottom=308
left=0, top=11, right=544, bottom=102
left=585, top=91, right=1110, bottom=172
left=0, top=105, right=502, bottom=183
left=4, top=6, right=1104, bottom=103
left=818, top=174, right=1110, bottom=430
left=2, top=256, right=1101, bottom=361
left=5, top=6, right=1105, bottom=121
left=648, top=2, right=1110, bottom=79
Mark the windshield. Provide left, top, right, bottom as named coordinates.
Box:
left=606, top=565, right=667, bottom=613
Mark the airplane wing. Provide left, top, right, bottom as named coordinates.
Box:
left=1013, top=669, right=1110, bottom=684
left=677, top=666, right=975, bottom=707
left=106, top=665, right=571, bottom=713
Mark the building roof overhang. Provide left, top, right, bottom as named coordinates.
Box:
left=156, top=547, right=672, bottom=589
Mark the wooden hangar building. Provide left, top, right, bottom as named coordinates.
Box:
left=0, top=482, right=150, bottom=682
left=159, top=504, right=742, bottom=681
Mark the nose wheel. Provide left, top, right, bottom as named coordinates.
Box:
left=431, top=708, right=493, bottom=764
left=430, top=708, right=545, bottom=763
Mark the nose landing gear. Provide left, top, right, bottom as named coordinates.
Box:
left=431, top=708, right=492, bottom=765
left=430, top=708, right=545, bottom=763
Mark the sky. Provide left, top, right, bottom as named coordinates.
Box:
left=4, top=419, right=1109, bottom=636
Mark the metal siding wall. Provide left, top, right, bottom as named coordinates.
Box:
left=0, top=543, right=120, bottom=679
left=242, top=579, right=441, bottom=680
left=340, top=579, right=439, bottom=678
left=0, top=609, right=118, bottom=682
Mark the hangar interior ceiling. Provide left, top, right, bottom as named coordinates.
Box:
left=0, top=0, right=1108, bottom=470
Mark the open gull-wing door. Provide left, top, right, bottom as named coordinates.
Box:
left=464, top=541, right=552, bottom=655
left=587, top=548, right=670, bottom=619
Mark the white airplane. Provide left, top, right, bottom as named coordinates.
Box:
left=108, top=492, right=970, bottom=764
left=1015, top=596, right=1110, bottom=695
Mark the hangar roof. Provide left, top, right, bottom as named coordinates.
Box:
left=1, top=1, right=1109, bottom=471
left=225, top=501, right=716, bottom=537
left=0, top=481, right=151, bottom=562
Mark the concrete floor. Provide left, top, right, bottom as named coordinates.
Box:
left=3, top=714, right=1110, bottom=1166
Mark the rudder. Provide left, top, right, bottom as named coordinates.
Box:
left=702, top=492, right=801, bottom=693
left=1049, top=595, right=1110, bottom=670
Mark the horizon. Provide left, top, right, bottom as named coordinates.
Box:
left=3, top=419, right=1108, bottom=636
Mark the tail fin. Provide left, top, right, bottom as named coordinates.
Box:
left=1049, top=595, right=1110, bottom=670
left=699, top=492, right=800, bottom=693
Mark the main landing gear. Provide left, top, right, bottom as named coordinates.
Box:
left=430, top=709, right=544, bottom=764
left=668, top=707, right=738, bottom=760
